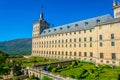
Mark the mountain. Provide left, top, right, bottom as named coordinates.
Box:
left=0, top=38, right=32, bottom=55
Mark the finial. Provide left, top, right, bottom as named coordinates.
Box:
left=40, top=1, right=44, bottom=20
left=113, top=0, right=117, bottom=6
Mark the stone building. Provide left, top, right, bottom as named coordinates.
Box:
left=32, top=0, right=120, bottom=66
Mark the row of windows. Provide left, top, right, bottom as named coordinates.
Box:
left=33, top=42, right=115, bottom=48
left=33, top=43, right=93, bottom=48
left=100, top=53, right=116, bottom=59
left=33, top=51, right=116, bottom=60
left=39, top=29, right=93, bottom=38
left=33, top=51, right=93, bottom=57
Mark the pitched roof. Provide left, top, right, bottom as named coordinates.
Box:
left=40, top=14, right=113, bottom=36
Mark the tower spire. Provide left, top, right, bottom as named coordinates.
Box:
left=113, top=0, right=117, bottom=6
left=40, top=1, right=44, bottom=20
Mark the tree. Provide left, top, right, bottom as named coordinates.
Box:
left=42, top=76, right=52, bottom=80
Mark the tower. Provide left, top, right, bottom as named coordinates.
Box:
left=32, top=5, right=50, bottom=37
left=112, top=0, right=120, bottom=18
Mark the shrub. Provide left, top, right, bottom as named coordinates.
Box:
left=72, top=61, right=76, bottom=66
left=28, top=75, right=39, bottom=80
left=51, top=68, right=57, bottom=73
left=78, top=63, right=83, bottom=67
left=103, top=65, right=112, bottom=69
left=69, top=75, right=75, bottom=78
left=47, top=65, right=52, bottom=71
left=67, top=66, right=70, bottom=69
left=75, top=75, right=81, bottom=79
left=42, top=76, right=52, bottom=80
left=70, top=65, right=74, bottom=68
left=12, top=77, right=20, bottom=80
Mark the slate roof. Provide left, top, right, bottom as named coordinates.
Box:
left=40, top=14, right=113, bottom=36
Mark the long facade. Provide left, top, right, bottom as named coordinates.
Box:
left=32, top=1, right=120, bottom=66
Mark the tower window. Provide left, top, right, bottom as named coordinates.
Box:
left=111, top=42, right=115, bottom=46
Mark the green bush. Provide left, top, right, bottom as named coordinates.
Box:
left=103, top=65, right=112, bottom=69
left=42, top=76, right=52, bottom=80
left=12, top=77, right=20, bottom=80
left=28, top=75, right=39, bottom=80
left=69, top=75, right=75, bottom=78
left=51, top=68, right=57, bottom=73
left=47, top=65, right=52, bottom=71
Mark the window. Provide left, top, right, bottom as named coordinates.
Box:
left=100, top=53, right=104, bottom=58
left=62, top=40, right=64, bottom=43
left=90, top=29, right=92, bottom=32
left=67, top=26, right=70, bottom=28
left=79, top=38, right=81, bottom=42
left=111, top=34, right=114, bottom=39
left=85, top=22, right=88, bottom=26
left=90, top=43, right=92, bottom=47
left=112, top=53, right=116, bottom=59
left=84, top=30, right=86, bottom=33
left=54, top=29, right=56, bottom=31
left=79, top=44, right=81, bottom=47
left=84, top=52, right=87, bottom=57
left=90, top=52, right=93, bottom=57
left=96, top=19, right=100, bottom=23
left=79, top=31, right=81, bottom=34
left=79, top=52, right=81, bottom=56
left=66, top=39, right=68, bottom=43
left=74, top=44, right=76, bottom=47
left=84, top=38, right=86, bottom=42
left=100, top=42, right=103, bottom=47
left=48, top=30, right=51, bottom=32
left=99, top=35, right=102, bottom=40
left=70, top=39, right=72, bottom=42
left=74, top=32, right=76, bottom=34
left=74, top=52, right=76, bottom=56
left=60, top=27, right=63, bottom=30
left=90, top=37, right=92, bottom=42
left=66, top=52, right=68, bottom=55
left=74, top=39, right=76, bottom=42
left=111, top=42, right=115, bottom=46
left=75, top=24, right=78, bottom=27
left=84, top=44, right=86, bottom=47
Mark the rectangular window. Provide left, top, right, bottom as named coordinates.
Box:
left=111, top=34, right=114, bottom=39
left=84, top=44, right=86, bottom=47
left=84, top=38, right=86, bottom=42
left=70, top=39, right=72, bottom=42
left=74, top=44, right=76, bottom=47
left=90, top=37, right=92, bottom=42
left=111, top=42, right=115, bottom=46
left=99, top=35, right=102, bottom=40
left=79, top=44, right=81, bottom=47
left=90, top=43, right=92, bottom=47
left=112, top=53, right=116, bottom=59
left=74, top=39, right=76, bottom=42
left=79, top=38, right=81, bottom=42
left=84, top=30, right=86, bottom=33
left=100, top=53, right=104, bottom=58
left=84, top=52, right=87, bottom=57
left=100, top=42, right=103, bottom=47
left=79, top=52, right=82, bottom=56
left=74, top=52, right=76, bottom=56
left=90, top=52, right=93, bottom=57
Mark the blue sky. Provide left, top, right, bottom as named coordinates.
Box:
left=0, top=0, right=115, bottom=41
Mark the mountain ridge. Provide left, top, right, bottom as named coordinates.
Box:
left=0, top=38, right=32, bottom=55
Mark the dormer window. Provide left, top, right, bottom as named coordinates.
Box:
left=54, top=29, right=56, bottom=31
left=60, top=27, right=63, bottom=30
left=48, top=30, right=51, bottom=32
left=85, top=22, right=88, bottom=26
left=97, top=19, right=100, bottom=23
left=67, top=26, right=70, bottom=28
left=75, top=24, right=78, bottom=27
